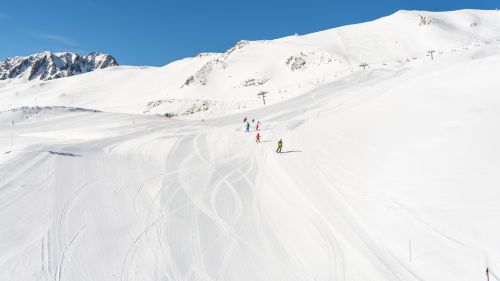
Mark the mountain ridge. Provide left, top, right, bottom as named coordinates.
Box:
left=1, top=9, right=499, bottom=117
left=0, top=51, right=118, bottom=81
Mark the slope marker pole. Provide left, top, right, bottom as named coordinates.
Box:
left=11, top=120, right=14, bottom=151
left=409, top=240, right=412, bottom=262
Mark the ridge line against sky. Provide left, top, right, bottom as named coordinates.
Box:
left=1, top=0, right=499, bottom=66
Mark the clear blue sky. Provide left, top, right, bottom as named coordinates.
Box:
left=1, top=0, right=498, bottom=66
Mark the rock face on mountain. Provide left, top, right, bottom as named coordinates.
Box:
left=0, top=51, right=118, bottom=81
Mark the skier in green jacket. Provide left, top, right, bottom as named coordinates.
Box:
left=276, top=139, right=283, bottom=153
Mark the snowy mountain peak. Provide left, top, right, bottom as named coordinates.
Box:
left=0, top=51, right=118, bottom=81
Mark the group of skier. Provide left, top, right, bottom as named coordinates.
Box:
left=243, top=117, right=283, bottom=153
left=243, top=117, right=261, bottom=132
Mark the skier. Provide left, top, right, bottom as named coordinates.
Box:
left=255, top=121, right=261, bottom=131
left=243, top=117, right=247, bottom=123
left=252, top=118, right=255, bottom=123
left=246, top=122, right=250, bottom=132
left=276, top=139, right=283, bottom=153
left=256, top=133, right=261, bottom=143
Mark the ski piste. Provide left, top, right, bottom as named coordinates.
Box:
left=2, top=9, right=500, bottom=281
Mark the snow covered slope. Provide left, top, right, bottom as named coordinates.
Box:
left=1, top=9, right=500, bottom=281
left=0, top=51, right=118, bottom=81
left=1, top=9, right=500, bottom=117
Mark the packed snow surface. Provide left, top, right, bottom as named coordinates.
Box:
left=1, top=9, right=500, bottom=281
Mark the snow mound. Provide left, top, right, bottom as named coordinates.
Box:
left=0, top=106, right=100, bottom=122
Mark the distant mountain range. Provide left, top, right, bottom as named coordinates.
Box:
left=0, top=51, right=118, bottom=81
left=1, top=9, right=499, bottom=117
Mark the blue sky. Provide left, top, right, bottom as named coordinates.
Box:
left=0, top=0, right=498, bottom=66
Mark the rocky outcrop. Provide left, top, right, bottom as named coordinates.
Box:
left=0, top=51, right=118, bottom=81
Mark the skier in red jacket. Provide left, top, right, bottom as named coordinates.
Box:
left=256, top=133, right=261, bottom=143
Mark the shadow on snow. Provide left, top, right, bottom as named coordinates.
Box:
left=48, top=151, right=82, bottom=157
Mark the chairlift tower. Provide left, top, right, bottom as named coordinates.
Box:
left=427, top=50, right=435, bottom=60
left=258, top=91, right=268, bottom=105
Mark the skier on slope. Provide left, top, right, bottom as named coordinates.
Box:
left=243, top=117, right=248, bottom=123
left=246, top=122, right=250, bottom=132
left=255, top=121, right=261, bottom=131
left=276, top=139, right=283, bottom=153
left=256, top=133, right=261, bottom=143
